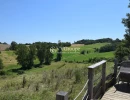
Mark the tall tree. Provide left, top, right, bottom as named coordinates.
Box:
left=45, top=48, right=53, bottom=65
left=122, top=0, right=130, bottom=47
left=27, top=44, right=36, bottom=68
left=10, top=41, right=17, bottom=50
left=115, top=0, right=130, bottom=62
left=16, top=44, right=36, bottom=69
left=16, top=44, right=29, bottom=69
left=37, top=43, right=46, bottom=65
left=56, top=47, right=62, bottom=61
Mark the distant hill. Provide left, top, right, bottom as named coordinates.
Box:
left=0, top=44, right=10, bottom=51
left=74, top=38, right=121, bottom=45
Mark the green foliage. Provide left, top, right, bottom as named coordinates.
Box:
left=0, top=58, right=4, bottom=70
left=56, top=47, right=62, bottom=61
left=74, top=69, right=81, bottom=83
left=115, top=1, right=130, bottom=62
left=10, top=41, right=17, bottom=50
left=37, top=43, right=46, bottom=65
left=36, top=43, right=53, bottom=65
left=74, top=38, right=121, bottom=45
left=115, top=43, right=130, bottom=62
left=16, top=44, right=36, bottom=69
left=80, top=50, right=85, bottom=54
left=99, top=43, right=116, bottom=52
left=17, top=70, right=24, bottom=75
left=0, top=70, right=5, bottom=75
left=45, top=48, right=53, bottom=65
left=27, top=44, right=36, bottom=68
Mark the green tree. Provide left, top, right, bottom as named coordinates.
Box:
left=115, top=1, right=130, bottom=61
left=37, top=43, right=46, bottom=65
left=115, top=43, right=130, bottom=62
left=16, top=44, right=29, bottom=69
left=16, top=44, right=36, bottom=69
left=10, top=41, right=17, bottom=50
left=45, top=48, right=53, bottom=65
left=27, top=44, right=36, bottom=69
left=56, top=47, right=62, bottom=61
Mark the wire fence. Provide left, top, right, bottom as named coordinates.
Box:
left=73, top=62, right=115, bottom=100
left=74, top=80, right=89, bottom=100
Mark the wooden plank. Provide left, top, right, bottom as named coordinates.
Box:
left=102, top=62, right=106, bottom=94
left=101, top=84, right=130, bottom=100
left=88, top=60, right=106, bottom=69
left=94, top=87, right=102, bottom=99
left=88, top=68, right=94, bottom=100
left=114, top=58, right=118, bottom=84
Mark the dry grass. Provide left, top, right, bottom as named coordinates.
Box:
left=0, top=44, right=10, bottom=51
left=0, top=63, right=89, bottom=100
left=0, top=51, right=17, bottom=66
left=71, top=44, right=84, bottom=47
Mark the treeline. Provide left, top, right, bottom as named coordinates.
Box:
left=0, top=42, right=7, bottom=44
left=10, top=41, right=71, bottom=50
left=8, top=41, right=69, bottom=70
left=15, top=42, right=54, bottom=70
left=74, top=38, right=121, bottom=45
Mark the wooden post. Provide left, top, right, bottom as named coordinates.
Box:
left=102, top=62, right=106, bottom=94
left=88, top=68, right=94, bottom=100
left=114, top=58, right=118, bottom=84
left=56, top=91, right=68, bottom=100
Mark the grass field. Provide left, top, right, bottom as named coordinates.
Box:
left=0, top=43, right=115, bottom=100
left=53, top=43, right=114, bottom=62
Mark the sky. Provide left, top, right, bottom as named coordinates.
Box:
left=0, top=0, right=129, bottom=44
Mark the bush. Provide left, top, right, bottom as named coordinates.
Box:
left=0, top=58, right=4, bottom=70
left=74, top=70, right=81, bottom=83
left=0, top=70, right=5, bottom=75
left=17, top=70, right=24, bottom=75
left=88, top=57, right=106, bottom=63
left=80, top=50, right=85, bottom=54
left=99, top=43, right=116, bottom=53
left=115, top=43, right=130, bottom=62
left=68, top=61, right=73, bottom=63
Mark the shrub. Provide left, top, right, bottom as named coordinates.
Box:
left=65, top=69, right=73, bottom=79
left=80, top=50, right=85, bottom=54
left=0, top=70, right=5, bottom=75
left=0, top=58, right=4, bottom=70
left=74, top=70, right=81, bottom=83
left=115, top=43, right=130, bottom=62
left=88, top=57, right=106, bottom=63
left=99, top=43, right=116, bottom=52
left=17, top=70, right=24, bottom=75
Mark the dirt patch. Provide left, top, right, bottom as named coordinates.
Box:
left=0, top=44, right=10, bottom=51
left=71, top=44, right=84, bottom=47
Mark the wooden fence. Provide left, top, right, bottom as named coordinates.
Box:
left=56, top=59, right=118, bottom=100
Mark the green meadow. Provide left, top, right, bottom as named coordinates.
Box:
left=0, top=43, right=115, bottom=100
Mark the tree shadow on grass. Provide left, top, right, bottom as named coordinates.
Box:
left=34, top=64, right=41, bottom=68
left=7, top=67, right=25, bottom=75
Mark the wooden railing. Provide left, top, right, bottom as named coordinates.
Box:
left=87, top=60, right=106, bottom=100
left=56, top=59, right=118, bottom=100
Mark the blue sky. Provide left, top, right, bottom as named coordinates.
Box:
left=0, top=0, right=129, bottom=44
